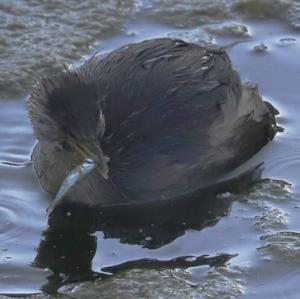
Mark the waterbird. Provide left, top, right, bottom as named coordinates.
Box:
left=27, top=38, right=279, bottom=221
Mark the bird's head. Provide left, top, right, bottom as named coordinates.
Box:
left=28, top=69, right=109, bottom=178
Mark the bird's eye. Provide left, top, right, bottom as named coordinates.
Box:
left=60, top=141, right=72, bottom=151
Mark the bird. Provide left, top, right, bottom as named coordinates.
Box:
left=27, top=38, right=279, bottom=218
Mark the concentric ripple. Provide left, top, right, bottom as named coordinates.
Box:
left=0, top=202, right=17, bottom=241
left=0, top=194, right=34, bottom=243
left=265, top=153, right=300, bottom=184
left=273, top=269, right=300, bottom=299
left=0, top=177, right=48, bottom=295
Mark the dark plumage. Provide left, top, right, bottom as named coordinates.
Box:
left=28, top=38, right=278, bottom=212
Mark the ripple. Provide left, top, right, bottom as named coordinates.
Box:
left=273, top=269, right=300, bottom=299
left=0, top=194, right=35, bottom=242
left=0, top=205, right=16, bottom=238
left=265, top=153, right=300, bottom=184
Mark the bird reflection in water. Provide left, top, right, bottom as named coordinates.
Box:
left=33, top=164, right=261, bottom=294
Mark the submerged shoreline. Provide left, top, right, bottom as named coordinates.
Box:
left=1, top=0, right=300, bottom=98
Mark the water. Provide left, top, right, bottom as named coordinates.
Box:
left=1, top=1, right=300, bottom=298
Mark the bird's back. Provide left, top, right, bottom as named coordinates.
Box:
left=78, top=38, right=277, bottom=205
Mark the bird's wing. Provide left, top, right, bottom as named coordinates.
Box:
left=90, top=39, right=275, bottom=204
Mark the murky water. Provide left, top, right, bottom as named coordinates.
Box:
left=1, top=1, right=300, bottom=298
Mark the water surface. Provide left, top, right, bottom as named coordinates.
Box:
left=1, top=1, right=300, bottom=298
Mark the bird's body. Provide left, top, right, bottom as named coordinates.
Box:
left=28, top=38, right=278, bottom=212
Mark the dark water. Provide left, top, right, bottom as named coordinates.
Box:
left=1, top=1, right=300, bottom=298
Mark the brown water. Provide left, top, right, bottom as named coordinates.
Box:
left=1, top=1, right=300, bottom=298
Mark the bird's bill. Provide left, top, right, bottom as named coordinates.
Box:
left=73, top=140, right=109, bottom=179
left=73, top=141, right=98, bottom=162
